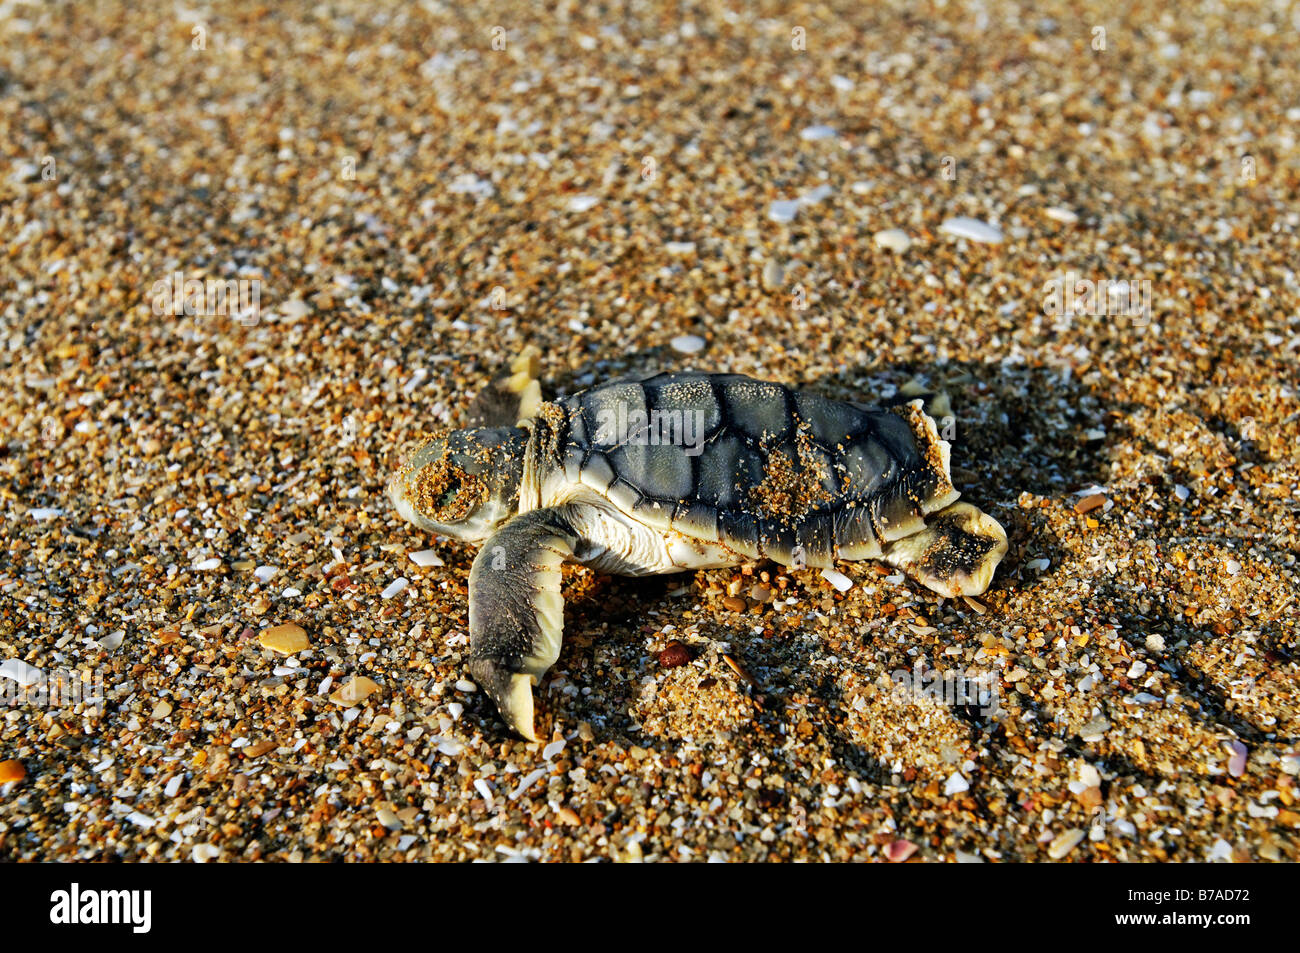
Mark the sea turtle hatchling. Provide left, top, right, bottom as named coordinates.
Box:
left=388, top=351, right=1008, bottom=740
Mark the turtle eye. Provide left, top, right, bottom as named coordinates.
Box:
left=437, top=481, right=460, bottom=509
left=413, top=460, right=483, bottom=523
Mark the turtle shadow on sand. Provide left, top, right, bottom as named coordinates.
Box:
left=798, top=358, right=1286, bottom=782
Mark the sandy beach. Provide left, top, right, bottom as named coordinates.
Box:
left=1, top=0, right=1297, bottom=861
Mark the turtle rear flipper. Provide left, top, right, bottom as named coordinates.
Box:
left=466, top=345, right=545, bottom=428
left=881, top=501, right=1007, bottom=598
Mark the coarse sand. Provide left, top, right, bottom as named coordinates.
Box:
left=0, top=0, right=1297, bottom=861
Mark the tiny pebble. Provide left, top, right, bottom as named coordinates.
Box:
left=658, top=640, right=692, bottom=668
left=799, top=124, right=837, bottom=141
left=820, top=568, right=853, bottom=592
left=767, top=200, right=801, bottom=223
left=670, top=334, right=706, bottom=355
left=873, top=228, right=912, bottom=253
left=1073, top=493, right=1106, bottom=515
left=259, top=623, right=310, bottom=654
left=939, top=216, right=1003, bottom=243
left=1047, top=829, right=1085, bottom=859
left=762, top=259, right=783, bottom=290
left=330, top=676, right=380, bottom=707
left=1227, top=740, right=1248, bottom=777
left=885, top=839, right=917, bottom=862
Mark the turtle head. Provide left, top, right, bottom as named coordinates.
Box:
left=388, top=427, right=526, bottom=542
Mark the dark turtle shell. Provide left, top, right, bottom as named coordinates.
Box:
left=536, top=372, right=960, bottom=568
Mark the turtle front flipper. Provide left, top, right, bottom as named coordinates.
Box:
left=880, top=502, right=1008, bottom=598
left=467, top=506, right=577, bottom=741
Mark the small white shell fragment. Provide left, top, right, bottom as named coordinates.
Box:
left=1044, top=206, right=1079, bottom=224
left=455, top=678, right=477, bottom=693
left=1127, top=661, right=1147, bottom=678
left=510, top=768, right=547, bottom=800
left=944, top=772, right=970, bottom=796
left=164, top=775, right=183, bottom=797
left=1174, top=484, right=1190, bottom=501
left=670, top=334, right=706, bottom=355
left=1025, top=558, right=1050, bottom=571
left=820, top=568, right=853, bottom=592
left=542, top=739, right=565, bottom=760
left=474, top=778, right=494, bottom=807
left=1145, top=633, right=1166, bottom=652
left=194, top=557, right=222, bottom=571
left=567, top=194, right=599, bottom=213
left=0, top=659, right=44, bottom=688
left=767, top=199, right=801, bottom=223
left=192, top=843, right=220, bottom=863
left=664, top=241, right=696, bottom=255
left=447, top=702, right=464, bottom=720
left=762, top=258, right=783, bottom=290
left=799, top=124, right=837, bottom=141
left=29, top=507, right=64, bottom=520
left=279, top=297, right=311, bottom=320
left=381, top=578, right=409, bottom=599
left=830, top=75, right=854, bottom=92
left=873, top=228, right=912, bottom=253
left=253, top=565, right=278, bottom=582
left=409, top=549, right=444, bottom=567
left=1225, top=559, right=1241, bottom=575
left=939, top=216, right=1004, bottom=243
left=98, top=630, right=125, bottom=652
left=1079, top=717, right=1109, bottom=742
left=1047, top=828, right=1085, bottom=859
left=1227, top=740, right=1248, bottom=777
